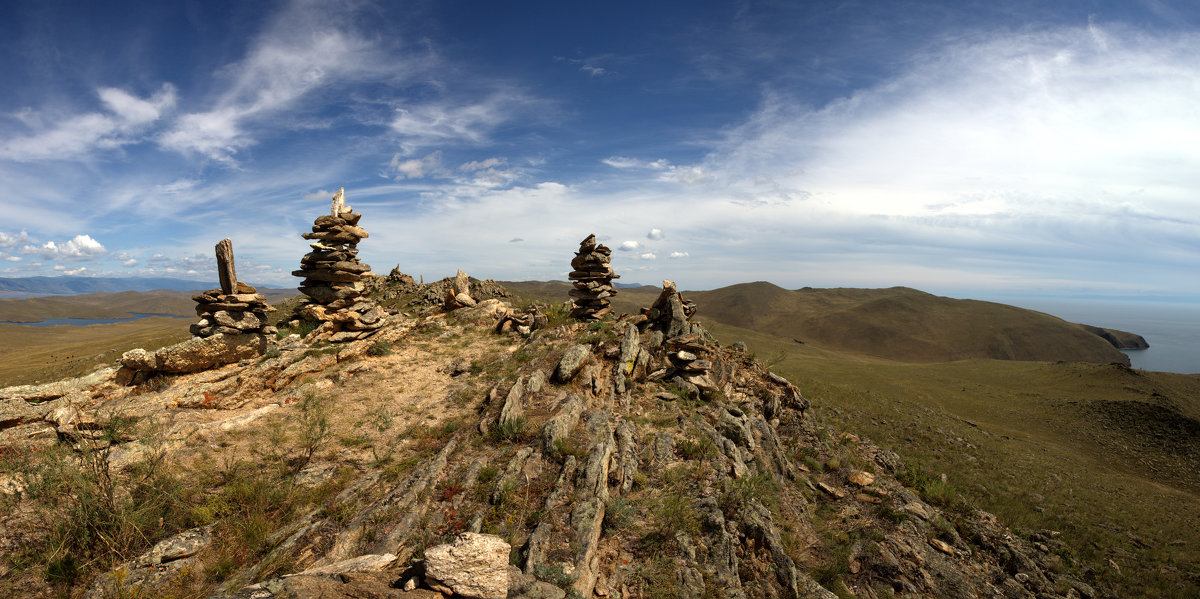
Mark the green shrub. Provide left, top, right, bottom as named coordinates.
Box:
left=366, top=340, right=393, bottom=356
left=604, top=498, right=636, bottom=532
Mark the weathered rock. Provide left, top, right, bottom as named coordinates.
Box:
left=423, top=533, right=510, bottom=599
left=849, top=471, right=876, bottom=487
left=554, top=344, right=591, bottom=382
left=123, top=333, right=267, bottom=374
left=136, top=525, right=214, bottom=567
left=120, top=348, right=155, bottom=371
left=542, top=393, right=586, bottom=453
left=499, top=377, right=524, bottom=425
left=285, top=553, right=396, bottom=577
left=215, top=238, right=237, bottom=294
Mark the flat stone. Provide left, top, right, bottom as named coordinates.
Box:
left=929, top=538, right=956, bottom=556
left=849, top=471, right=876, bottom=487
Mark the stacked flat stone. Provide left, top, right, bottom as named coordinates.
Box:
left=290, top=188, right=387, bottom=342
left=568, top=234, right=619, bottom=320
left=191, top=239, right=276, bottom=338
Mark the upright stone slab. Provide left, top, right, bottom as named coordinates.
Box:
left=215, top=238, right=236, bottom=295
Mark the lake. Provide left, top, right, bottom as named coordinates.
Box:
left=0, top=312, right=191, bottom=327
left=996, top=298, right=1200, bottom=375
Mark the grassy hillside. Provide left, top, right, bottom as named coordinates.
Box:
left=697, top=283, right=1130, bottom=363
left=0, top=289, right=297, bottom=386
left=505, top=281, right=1135, bottom=365
left=0, top=289, right=298, bottom=323
left=702, top=319, right=1200, bottom=597
left=0, top=319, right=192, bottom=386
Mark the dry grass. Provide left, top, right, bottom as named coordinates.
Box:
left=0, top=319, right=191, bottom=387
left=706, top=319, right=1200, bottom=598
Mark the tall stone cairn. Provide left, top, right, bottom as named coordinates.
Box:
left=290, top=188, right=387, bottom=342
left=191, top=238, right=276, bottom=338
left=568, top=233, right=619, bottom=320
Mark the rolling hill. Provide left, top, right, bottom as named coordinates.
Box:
left=504, top=281, right=1141, bottom=365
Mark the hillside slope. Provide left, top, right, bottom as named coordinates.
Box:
left=505, top=281, right=1138, bottom=365
left=0, top=284, right=1097, bottom=599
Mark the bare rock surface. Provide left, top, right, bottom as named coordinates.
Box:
left=423, top=533, right=510, bottom=599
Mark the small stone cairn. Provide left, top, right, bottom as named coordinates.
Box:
left=289, top=188, right=387, bottom=342
left=568, top=234, right=618, bottom=320
left=191, top=239, right=276, bottom=337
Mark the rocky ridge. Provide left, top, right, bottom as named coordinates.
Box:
left=0, top=274, right=1098, bottom=599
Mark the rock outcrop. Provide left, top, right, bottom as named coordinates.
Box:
left=568, top=234, right=618, bottom=320
left=289, top=188, right=389, bottom=342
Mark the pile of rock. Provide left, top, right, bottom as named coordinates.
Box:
left=289, top=188, right=388, bottom=342
left=568, top=234, right=619, bottom=320
left=495, top=304, right=548, bottom=336
left=191, top=239, right=276, bottom=338
left=443, top=269, right=477, bottom=309
left=638, top=279, right=697, bottom=339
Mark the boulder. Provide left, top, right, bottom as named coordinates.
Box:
left=424, top=533, right=510, bottom=599
left=554, top=344, right=591, bottom=383
left=147, top=333, right=267, bottom=373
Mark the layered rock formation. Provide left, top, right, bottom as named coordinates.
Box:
left=289, top=188, right=388, bottom=342
left=568, top=234, right=618, bottom=320
left=191, top=239, right=276, bottom=338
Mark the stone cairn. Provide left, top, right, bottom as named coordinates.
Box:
left=568, top=234, right=618, bottom=320
left=289, top=188, right=387, bottom=342
left=191, top=239, right=276, bottom=338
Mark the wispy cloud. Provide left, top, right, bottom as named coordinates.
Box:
left=0, top=84, right=175, bottom=161
left=390, top=93, right=532, bottom=155
left=159, top=0, right=412, bottom=164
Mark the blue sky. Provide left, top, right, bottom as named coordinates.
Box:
left=1, top=0, right=1198, bottom=300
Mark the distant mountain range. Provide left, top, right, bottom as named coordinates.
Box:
left=0, top=276, right=219, bottom=296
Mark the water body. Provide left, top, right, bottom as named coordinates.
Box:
left=0, top=312, right=191, bottom=327
left=997, top=298, right=1200, bottom=375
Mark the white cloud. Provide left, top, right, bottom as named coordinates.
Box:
left=0, top=84, right=175, bottom=161
left=391, top=151, right=445, bottom=179
left=602, top=156, right=669, bottom=170
left=123, top=259, right=138, bottom=267
left=53, top=265, right=88, bottom=276
left=98, top=86, right=176, bottom=125
left=619, top=241, right=640, bottom=251
left=601, top=156, right=710, bottom=184
left=1, top=254, right=20, bottom=262
left=639, top=252, right=656, bottom=260
left=21, top=234, right=107, bottom=261
left=0, top=231, right=33, bottom=248
left=391, top=94, right=529, bottom=154
left=154, top=179, right=201, bottom=195
left=647, top=228, right=664, bottom=240
left=668, top=251, right=689, bottom=259
left=159, top=1, right=405, bottom=163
